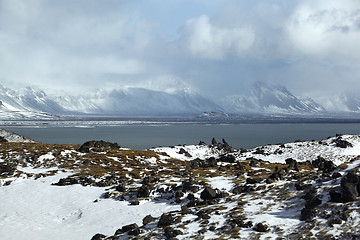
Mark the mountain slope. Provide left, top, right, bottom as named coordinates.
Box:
left=55, top=87, right=223, bottom=116
left=0, top=85, right=67, bottom=119
left=222, top=82, right=325, bottom=114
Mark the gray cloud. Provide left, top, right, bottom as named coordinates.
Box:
left=0, top=0, right=359, bottom=104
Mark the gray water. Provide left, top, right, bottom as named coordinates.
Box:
left=3, top=123, right=360, bottom=149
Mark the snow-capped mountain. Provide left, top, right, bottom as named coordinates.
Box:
left=56, top=87, right=223, bottom=116
left=0, top=85, right=67, bottom=119
left=318, top=93, right=360, bottom=114
left=222, top=82, right=325, bottom=114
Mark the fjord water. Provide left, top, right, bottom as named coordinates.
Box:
left=4, top=123, right=360, bottom=149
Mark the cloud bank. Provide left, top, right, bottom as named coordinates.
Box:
left=0, top=0, right=359, bottom=105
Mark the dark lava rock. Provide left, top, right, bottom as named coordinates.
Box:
left=115, top=223, right=139, bottom=235
left=254, top=148, right=265, bottom=155
left=0, top=136, right=8, bottom=142
left=130, top=199, right=140, bottom=205
left=181, top=205, right=191, bottom=214
left=335, top=138, right=353, bottom=148
left=143, top=214, right=156, bottom=225
left=305, top=197, right=322, bottom=209
left=79, top=140, right=120, bottom=153
left=179, top=148, right=192, bottom=157
left=115, top=184, right=126, bottom=192
left=300, top=208, right=316, bottom=222
left=246, top=178, right=262, bottom=184
left=137, top=184, right=152, bottom=198
left=332, top=172, right=342, bottom=179
left=211, top=138, right=218, bottom=145
left=285, top=158, right=299, bottom=171
left=196, top=210, right=211, bottom=220
left=253, top=223, right=268, bottom=232
left=206, top=157, right=218, bottom=167
left=53, top=177, right=78, bottom=186
left=232, top=185, right=255, bottom=194
left=164, top=226, right=183, bottom=239
left=191, top=158, right=218, bottom=168
left=200, top=187, right=217, bottom=200
left=312, top=156, right=336, bottom=173
left=0, top=163, right=15, bottom=176
left=157, top=213, right=173, bottom=228
left=330, top=190, right=343, bottom=203
left=331, top=171, right=360, bottom=202
left=249, top=159, right=261, bottom=167
left=91, top=233, right=106, bottom=240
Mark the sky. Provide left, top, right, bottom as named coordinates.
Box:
left=0, top=0, right=359, bottom=101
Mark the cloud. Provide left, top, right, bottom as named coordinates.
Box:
left=286, top=0, right=360, bottom=61
left=178, top=15, right=255, bottom=60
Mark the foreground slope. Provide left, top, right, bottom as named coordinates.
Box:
left=0, top=135, right=360, bottom=239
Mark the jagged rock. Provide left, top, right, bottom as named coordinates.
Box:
left=0, top=163, right=15, bottom=176
left=330, top=190, right=343, bottom=203
left=219, top=154, right=236, bottom=163
left=130, top=199, right=140, bottom=205
left=79, top=140, right=120, bottom=153
left=341, top=171, right=359, bottom=202
left=300, top=208, right=316, bottom=222
left=137, top=184, right=152, bottom=198
left=332, top=172, right=342, bottom=179
left=232, top=185, right=255, bottom=194
left=179, top=148, right=192, bottom=157
left=200, top=187, right=217, bottom=200
left=249, top=159, right=261, bottom=167
left=143, top=214, right=156, bottom=226
left=115, top=223, right=139, bottom=235
left=331, top=171, right=360, bottom=203
left=285, top=158, right=299, bottom=171
left=253, top=223, right=268, bottom=232
left=311, top=156, right=336, bottom=173
left=334, top=137, right=353, bottom=148
left=196, top=210, right=211, bottom=220
left=305, top=197, right=322, bottom=209
left=246, top=178, right=262, bottom=184
left=115, top=184, right=126, bottom=192
left=164, top=226, right=183, bottom=239
left=0, top=136, right=7, bottom=142
left=211, top=138, right=218, bottom=145
left=181, top=205, right=191, bottom=214
left=91, top=233, right=106, bottom=240
left=254, top=148, right=265, bottom=155
left=53, top=177, right=78, bottom=186
left=199, top=141, right=207, bottom=146
left=158, top=213, right=173, bottom=228
left=190, top=158, right=217, bottom=168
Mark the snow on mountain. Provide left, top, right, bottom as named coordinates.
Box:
left=222, top=82, right=325, bottom=114
left=0, top=85, right=67, bottom=119
left=56, top=86, right=223, bottom=116
left=318, top=93, right=360, bottom=114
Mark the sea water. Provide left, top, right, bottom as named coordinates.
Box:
left=3, top=123, right=360, bottom=150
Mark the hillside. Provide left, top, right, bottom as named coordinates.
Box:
left=0, top=132, right=360, bottom=239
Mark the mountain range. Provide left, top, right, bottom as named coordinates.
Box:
left=0, top=82, right=359, bottom=119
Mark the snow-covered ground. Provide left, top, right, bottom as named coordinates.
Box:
left=0, top=135, right=360, bottom=239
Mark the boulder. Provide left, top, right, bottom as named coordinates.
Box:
left=143, top=215, right=156, bottom=226
left=334, top=138, right=353, bottom=148
left=157, top=213, right=173, bottom=228
left=200, top=187, right=217, bottom=200
left=253, top=223, right=268, bottom=232
left=91, top=233, right=106, bottom=240
left=79, top=140, right=120, bottom=153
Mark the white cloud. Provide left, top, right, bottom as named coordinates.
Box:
left=178, top=15, right=255, bottom=60
left=286, top=0, right=360, bottom=61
